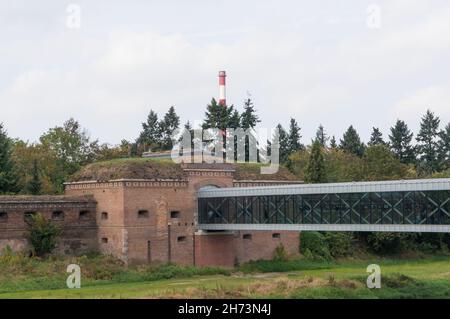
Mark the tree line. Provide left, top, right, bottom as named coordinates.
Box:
left=294, top=109, right=449, bottom=183
left=0, top=97, right=449, bottom=195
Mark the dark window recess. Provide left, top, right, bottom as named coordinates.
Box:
left=24, top=211, right=36, bottom=221
left=170, top=211, right=181, bottom=218
left=243, top=234, right=252, bottom=240
left=177, top=236, right=187, bottom=242
left=101, top=212, right=108, bottom=220
left=0, top=212, right=7, bottom=221
left=79, top=210, right=90, bottom=220
left=272, top=233, right=281, bottom=239
left=138, top=210, right=149, bottom=218
left=52, top=211, right=64, bottom=220
left=101, top=238, right=108, bottom=244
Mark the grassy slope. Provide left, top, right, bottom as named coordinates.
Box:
left=1, top=257, right=450, bottom=299
left=70, top=157, right=185, bottom=181
left=70, top=157, right=300, bottom=182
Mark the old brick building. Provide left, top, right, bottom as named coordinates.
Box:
left=0, top=160, right=301, bottom=267
left=0, top=195, right=97, bottom=254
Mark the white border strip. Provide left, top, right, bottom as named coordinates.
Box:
left=198, top=178, right=450, bottom=198
left=198, top=223, right=450, bottom=233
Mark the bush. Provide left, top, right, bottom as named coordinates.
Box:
left=26, top=213, right=62, bottom=257
left=300, top=232, right=331, bottom=260
left=383, top=273, right=420, bottom=289
left=416, top=233, right=449, bottom=252
left=0, top=245, right=29, bottom=267
left=273, top=244, right=288, bottom=262
left=324, top=232, right=355, bottom=257
left=366, top=232, right=411, bottom=254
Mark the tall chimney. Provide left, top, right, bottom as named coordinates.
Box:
left=218, top=71, right=226, bottom=106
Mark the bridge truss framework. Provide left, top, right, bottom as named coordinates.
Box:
left=198, top=179, right=450, bottom=233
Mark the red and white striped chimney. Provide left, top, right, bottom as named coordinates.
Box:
left=218, top=71, right=226, bottom=106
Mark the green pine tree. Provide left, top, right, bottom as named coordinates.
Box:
left=438, top=123, right=450, bottom=171
left=274, top=124, right=290, bottom=164
left=160, top=106, right=180, bottom=150
left=368, top=127, right=385, bottom=146
left=315, top=124, right=329, bottom=147
left=27, top=159, right=42, bottom=195
left=202, top=98, right=235, bottom=130
left=416, top=110, right=440, bottom=174
left=240, top=98, right=260, bottom=162
left=138, top=110, right=161, bottom=150
left=178, top=121, right=194, bottom=157
left=330, top=136, right=337, bottom=149
left=229, top=110, right=241, bottom=129
left=388, top=120, right=415, bottom=164
left=240, top=98, right=260, bottom=129
left=305, top=140, right=327, bottom=183
left=0, top=123, right=19, bottom=194
left=202, top=98, right=242, bottom=161
left=288, top=118, right=303, bottom=153
left=339, top=125, right=365, bottom=157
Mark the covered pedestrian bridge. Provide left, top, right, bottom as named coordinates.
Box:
left=198, top=179, right=450, bottom=233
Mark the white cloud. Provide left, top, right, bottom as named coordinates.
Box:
left=0, top=0, right=449, bottom=145
left=392, top=85, right=450, bottom=125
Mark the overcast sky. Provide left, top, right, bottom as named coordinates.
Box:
left=1, top=0, right=449, bottom=145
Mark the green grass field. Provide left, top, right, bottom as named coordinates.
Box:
left=1, top=254, right=450, bottom=299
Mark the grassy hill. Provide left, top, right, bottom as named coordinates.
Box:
left=70, top=158, right=300, bottom=182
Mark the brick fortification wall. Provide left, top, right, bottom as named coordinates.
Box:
left=194, top=231, right=299, bottom=268
left=0, top=195, right=97, bottom=255
left=1, top=163, right=300, bottom=267
left=65, top=163, right=300, bottom=267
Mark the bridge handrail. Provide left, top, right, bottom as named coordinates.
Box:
left=197, top=178, right=450, bottom=198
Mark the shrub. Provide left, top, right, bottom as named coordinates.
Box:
left=383, top=273, right=420, bottom=289
left=416, top=233, right=449, bottom=252
left=26, top=213, right=62, bottom=257
left=273, top=243, right=288, bottom=262
left=324, top=232, right=355, bottom=257
left=366, top=232, right=411, bottom=254
left=300, top=232, right=331, bottom=260
left=0, top=245, right=27, bottom=266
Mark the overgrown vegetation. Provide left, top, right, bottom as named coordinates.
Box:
left=300, top=232, right=331, bottom=260
left=0, top=251, right=230, bottom=293
left=299, top=231, right=450, bottom=260
left=1, top=251, right=450, bottom=298
left=26, top=213, right=62, bottom=257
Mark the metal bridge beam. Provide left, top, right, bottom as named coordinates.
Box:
left=198, top=223, right=450, bottom=233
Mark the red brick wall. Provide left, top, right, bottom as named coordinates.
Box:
left=194, top=230, right=300, bottom=268
left=64, top=166, right=301, bottom=267
left=234, top=230, right=299, bottom=264
left=0, top=198, right=97, bottom=255
left=65, top=184, right=125, bottom=259
left=194, top=232, right=236, bottom=268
